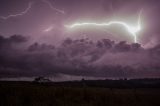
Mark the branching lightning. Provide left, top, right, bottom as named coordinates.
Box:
left=41, top=0, right=65, bottom=14
left=0, top=0, right=64, bottom=20
left=66, top=10, right=143, bottom=43
left=0, top=2, right=34, bottom=20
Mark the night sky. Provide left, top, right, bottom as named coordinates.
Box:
left=0, top=0, right=160, bottom=80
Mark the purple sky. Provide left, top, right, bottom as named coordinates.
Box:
left=0, top=0, right=160, bottom=80
left=0, top=0, right=159, bottom=45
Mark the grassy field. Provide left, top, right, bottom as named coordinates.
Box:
left=0, top=82, right=160, bottom=106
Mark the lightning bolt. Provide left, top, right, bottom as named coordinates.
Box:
left=41, top=0, right=65, bottom=14
left=66, top=10, right=143, bottom=43
left=44, top=26, right=54, bottom=32
left=0, top=2, right=34, bottom=20
left=0, top=0, right=64, bottom=20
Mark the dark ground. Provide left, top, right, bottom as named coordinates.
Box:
left=0, top=80, right=160, bottom=106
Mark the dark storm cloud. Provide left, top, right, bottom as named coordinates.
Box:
left=0, top=35, right=159, bottom=78
left=0, top=35, right=27, bottom=50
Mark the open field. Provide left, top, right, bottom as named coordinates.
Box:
left=0, top=81, right=160, bottom=106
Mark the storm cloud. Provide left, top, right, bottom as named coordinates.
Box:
left=0, top=35, right=159, bottom=78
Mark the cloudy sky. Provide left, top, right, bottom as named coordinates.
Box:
left=0, top=0, right=160, bottom=80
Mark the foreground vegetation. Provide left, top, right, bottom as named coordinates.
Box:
left=0, top=82, right=160, bottom=106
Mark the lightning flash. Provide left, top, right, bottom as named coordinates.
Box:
left=41, top=0, right=65, bottom=14
left=0, top=0, right=64, bottom=20
left=44, top=26, right=54, bottom=32
left=0, top=2, right=34, bottom=20
left=66, top=10, right=143, bottom=43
